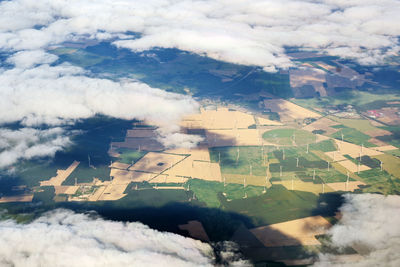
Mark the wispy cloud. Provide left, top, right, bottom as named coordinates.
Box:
left=0, top=127, right=70, bottom=168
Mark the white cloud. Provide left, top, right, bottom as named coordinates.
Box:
left=313, top=194, right=400, bottom=267
left=0, top=127, right=70, bottom=168
left=1, top=0, right=399, bottom=70
left=157, top=132, right=204, bottom=149
left=6, top=50, right=58, bottom=69
left=0, top=63, right=198, bottom=126
left=0, top=209, right=216, bottom=267
left=1, top=0, right=399, bottom=165
left=0, top=62, right=200, bottom=164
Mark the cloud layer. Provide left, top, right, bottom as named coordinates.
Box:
left=0, top=52, right=200, bottom=167
left=0, top=127, right=70, bottom=168
left=0, top=209, right=215, bottom=267
left=1, top=0, right=399, bottom=71
left=314, top=194, right=400, bottom=267
left=1, top=0, right=399, bottom=165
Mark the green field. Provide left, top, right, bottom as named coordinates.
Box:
left=330, top=127, right=376, bottom=147
left=187, top=179, right=264, bottom=208
left=358, top=168, right=400, bottom=195
left=116, top=148, right=146, bottom=164
left=263, top=129, right=316, bottom=146
left=220, top=185, right=340, bottom=226
left=209, top=146, right=267, bottom=176
left=292, top=91, right=400, bottom=112
left=328, top=117, right=381, bottom=133
left=309, top=139, right=337, bottom=152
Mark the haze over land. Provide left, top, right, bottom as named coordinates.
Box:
left=1, top=0, right=400, bottom=266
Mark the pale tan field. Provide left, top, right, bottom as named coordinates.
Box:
left=178, top=220, right=210, bottom=242
left=303, top=117, right=340, bottom=135
left=206, top=129, right=262, bottom=147
left=324, top=151, right=347, bottom=162
left=128, top=152, right=186, bottom=173
left=163, top=159, right=221, bottom=182
left=272, top=180, right=334, bottom=195
left=0, top=194, right=33, bottom=203
left=250, top=216, right=331, bottom=247
left=110, top=162, right=131, bottom=170
left=337, top=160, right=370, bottom=173
left=111, top=168, right=157, bottom=183
left=327, top=181, right=366, bottom=192
left=263, top=99, right=321, bottom=122
left=97, top=184, right=128, bottom=201
left=257, top=117, right=283, bottom=126
left=161, top=148, right=221, bottom=181
left=372, top=145, right=398, bottom=152
left=110, top=169, right=134, bottom=183
left=40, top=161, right=80, bottom=186
left=181, top=107, right=255, bottom=129
left=154, top=185, right=185, bottom=190
left=54, top=186, right=79, bottom=195
left=334, top=139, right=382, bottom=158
left=150, top=173, right=188, bottom=183
left=164, top=148, right=210, bottom=161
left=87, top=186, right=107, bottom=201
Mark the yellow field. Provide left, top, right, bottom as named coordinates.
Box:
left=263, top=99, right=321, bottom=122
left=206, top=129, right=262, bottom=147
left=272, top=180, right=334, bottom=195
left=257, top=117, right=283, bottom=126
left=224, top=174, right=267, bottom=187
left=250, top=216, right=331, bottom=247
left=337, top=160, right=370, bottom=173
left=373, top=154, right=400, bottom=178
left=181, top=107, right=255, bottom=129
left=334, top=139, right=382, bottom=158
left=40, top=161, right=80, bottom=186
left=324, top=151, right=347, bottom=162
left=372, top=145, right=398, bottom=152
left=54, top=186, right=79, bottom=195
left=97, top=184, right=128, bottom=201
left=86, top=186, right=104, bottom=201
left=327, top=181, right=366, bottom=192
